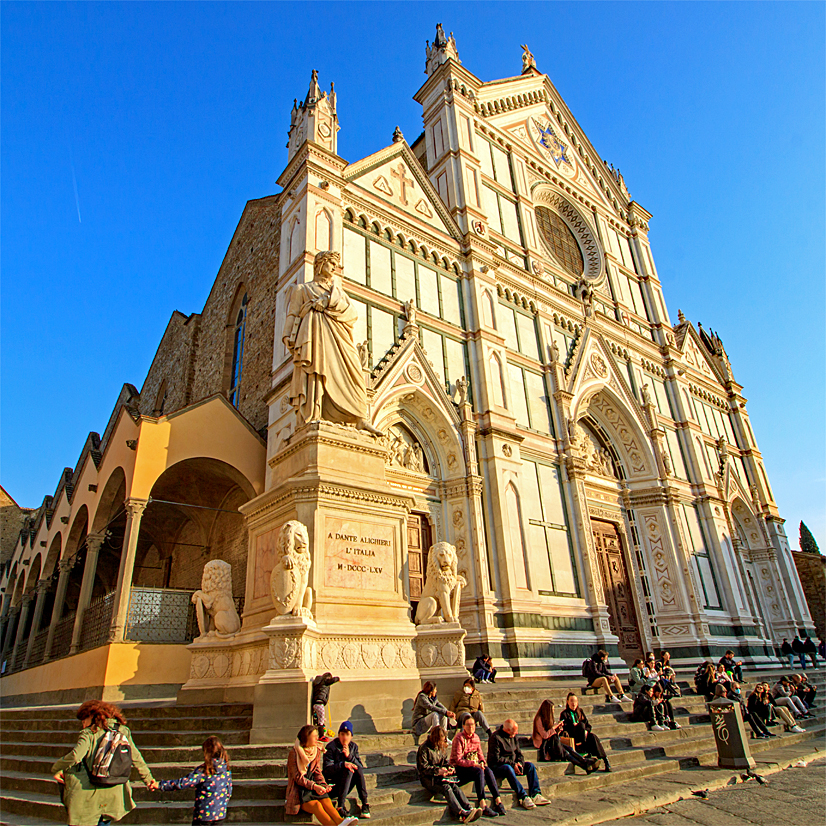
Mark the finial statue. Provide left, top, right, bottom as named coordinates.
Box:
left=455, top=375, right=468, bottom=406
left=270, top=520, right=314, bottom=620
left=393, top=125, right=405, bottom=143
left=415, top=541, right=466, bottom=625
left=641, top=383, right=653, bottom=407
left=549, top=340, right=560, bottom=363
left=283, top=251, right=383, bottom=436
left=521, top=44, right=536, bottom=73
left=677, top=309, right=686, bottom=324
left=403, top=298, right=418, bottom=330
left=356, top=340, right=370, bottom=370
left=192, top=560, right=241, bottom=638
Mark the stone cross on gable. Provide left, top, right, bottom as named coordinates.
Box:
left=390, top=163, right=414, bottom=206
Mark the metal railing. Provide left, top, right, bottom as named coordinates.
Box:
left=79, top=592, right=116, bottom=651
left=50, top=610, right=77, bottom=660
left=26, top=628, right=50, bottom=668
left=125, top=587, right=198, bottom=644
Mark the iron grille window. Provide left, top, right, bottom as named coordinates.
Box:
left=535, top=207, right=584, bottom=277
left=229, top=294, right=248, bottom=407
left=79, top=592, right=116, bottom=652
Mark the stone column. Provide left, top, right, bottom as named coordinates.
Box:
left=69, top=531, right=108, bottom=654
left=44, top=558, right=74, bottom=660
left=0, top=606, right=20, bottom=665
left=23, top=579, right=50, bottom=668
left=10, top=594, right=33, bottom=668
left=108, top=499, right=148, bottom=644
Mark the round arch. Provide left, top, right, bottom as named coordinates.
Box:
left=64, top=505, right=89, bottom=562
left=92, top=467, right=127, bottom=533
left=42, top=534, right=63, bottom=579
left=24, top=554, right=43, bottom=593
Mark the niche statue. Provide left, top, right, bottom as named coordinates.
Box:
left=415, top=541, right=466, bottom=625
left=192, top=560, right=242, bottom=638
left=283, top=250, right=383, bottom=435
left=270, top=520, right=314, bottom=620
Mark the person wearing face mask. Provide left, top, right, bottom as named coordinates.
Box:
left=449, top=678, right=491, bottom=738
left=412, top=682, right=457, bottom=739
left=323, top=722, right=370, bottom=819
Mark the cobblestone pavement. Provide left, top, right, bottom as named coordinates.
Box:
left=599, top=757, right=826, bottom=826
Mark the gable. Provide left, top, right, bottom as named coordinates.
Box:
left=681, top=326, right=723, bottom=383
left=344, top=144, right=462, bottom=241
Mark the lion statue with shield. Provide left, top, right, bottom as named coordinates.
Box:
left=415, top=541, right=466, bottom=625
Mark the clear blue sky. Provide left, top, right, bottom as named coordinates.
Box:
left=2, top=2, right=824, bottom=547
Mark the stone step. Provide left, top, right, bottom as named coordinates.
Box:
left=0, top=703, right=254, bottom=721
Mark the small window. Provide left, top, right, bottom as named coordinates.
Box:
left=229, top=294, right=248, bottom=407
left=535, top=207, right=584, bottom=277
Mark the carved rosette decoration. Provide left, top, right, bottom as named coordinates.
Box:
left=187, top=641, right=268, bottom=683
left=416, top=635, right=465, bottom=669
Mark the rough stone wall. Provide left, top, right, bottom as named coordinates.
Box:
left=0, top=488, right=30, bottom=567
left=792, top=551, right=826, bottom=638
left=187, top=197, right=281, bottom=433
left=137, top=311, right=201, bottom=418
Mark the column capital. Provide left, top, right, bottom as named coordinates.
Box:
left=124, top=498, right=149, bottom=520
left=58, top=557, right=74, bottom=574
left=85, top=530, right=110, bottom=555
left=35, top=578, right=51, bottom=595
left=19, top=593, right=33, bottom=609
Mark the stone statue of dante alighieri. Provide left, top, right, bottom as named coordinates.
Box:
left=283, top=250, right=382, bottom=435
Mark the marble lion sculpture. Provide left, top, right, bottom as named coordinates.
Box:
left=270, top=520, right=314, bottom=620
left=415, top=541, right=466, bottom=625
left=192, top=559, right=241, bottom=638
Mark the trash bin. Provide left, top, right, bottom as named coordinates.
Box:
left=707, top=696, right=756, bottom=770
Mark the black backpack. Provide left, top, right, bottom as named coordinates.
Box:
left=581, top=658, right=591, bottom=679
left=85, top=724, right=133, bottom=786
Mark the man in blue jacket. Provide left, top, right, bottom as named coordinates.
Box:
left=323, top=721, right=370, bottom=819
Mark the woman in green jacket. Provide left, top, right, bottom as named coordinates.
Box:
left=51, top=700, right=157, bottom=826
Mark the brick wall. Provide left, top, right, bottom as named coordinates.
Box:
left=0, top=488, right=29, bottom=567
left=792, top=551, right=826, bottom=639
left=136, top=195, right=280, bottom=434
left=138, top=311, right=200, bottom=418
left=187, top=197, right=281, bottom=433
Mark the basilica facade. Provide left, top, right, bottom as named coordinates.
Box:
left=0, top=28, right=813, bottom=710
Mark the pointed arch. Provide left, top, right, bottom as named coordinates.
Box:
left=481, top=289, right=496, bottom=329
left=577, top=386, right=656, bottom=479
left=314, top=208, right=333, bottom=251
left=489, top=352, right=506, bottom=408
left=504, top=481, right=530, bottom=590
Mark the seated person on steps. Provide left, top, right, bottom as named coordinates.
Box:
left=560, top=692, right=611, bottom=772
left=532, top=699, right=599, bottom=772
left=583, top=650, right=631, bottom=704
left=748, top=682, right=803, bottom=734
left=416, top=725, right=482, bottom=823
left=472, top=654, right=497, bottom=683
left=694, top=662, right=716, bottom=701
left=285, top=724, right=358, bottom=826
left=412, top=681, right=457, bottom=739
left=449, top=678, right=492, bottom=738
left=449, top=714, right=505, bottom=818
left=631, top=684, right=674, bottom=732
left=718, top=650, right=745, bottom=683
left=487, top=718, right=550, bottom=810
left=771, top=677, right=812, bottom=719
left=650, top=684, right=681, bottom=730
left=790, top=673, right=817, bottom=709
left=322, top=721, right=370, bottom=819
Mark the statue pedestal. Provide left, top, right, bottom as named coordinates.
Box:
left=244, top=422, right=425, bottom=739
left=415, top=621, right=468, bottom=685
left=251, top=616, right=321, bottom=744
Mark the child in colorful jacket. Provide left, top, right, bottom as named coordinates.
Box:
left=156, top=736, right=232, bottom=824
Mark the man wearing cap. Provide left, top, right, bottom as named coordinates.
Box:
left=323, top=721, right=370, bottom=818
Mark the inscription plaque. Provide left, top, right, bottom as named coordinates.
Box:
left=324, top=517, right=396, bottom=592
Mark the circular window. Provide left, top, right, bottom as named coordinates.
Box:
left=535, top=206, right=584, bottom=277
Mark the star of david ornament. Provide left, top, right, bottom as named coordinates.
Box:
left=529, top=118, right=572, bottom=168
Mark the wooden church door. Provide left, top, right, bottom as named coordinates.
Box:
left=408, top=513, right=432, bottom=617
left=592, top=519, right=643, bottom=662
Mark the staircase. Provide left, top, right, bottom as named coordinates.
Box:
left=2, top=670, right=824, bottom=825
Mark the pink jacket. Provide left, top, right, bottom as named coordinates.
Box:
left=450, top=731, right=485, bottom=767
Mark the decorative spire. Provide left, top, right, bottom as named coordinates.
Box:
left=392, top=125, right=405, bottom=143
left=425, top=23, right=461, bottom=76
left=677, top=309, right=686, bottom=324
left=286, top=70, right=339, bottom=162
left=521, top=44, right=536, bottom=73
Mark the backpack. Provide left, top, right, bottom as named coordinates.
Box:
left=581, top=658, right=591, bottom=679
left=85, top=724, right=133, bottom=786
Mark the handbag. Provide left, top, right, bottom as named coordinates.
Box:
left=559, top=734, right=575, bottom=749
